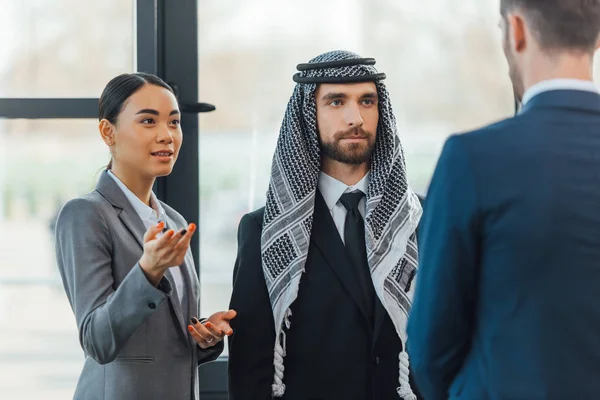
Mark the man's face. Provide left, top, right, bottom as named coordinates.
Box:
left=315, top=82, right=379, bottom=165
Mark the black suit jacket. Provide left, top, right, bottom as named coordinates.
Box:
left=228, top=191, right=420, bottom=400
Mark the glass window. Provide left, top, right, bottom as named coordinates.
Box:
left=0, top=0, right=134, bottom=97
left=0, top=119, right=110, bottom=398
left=197, top=0, right=515, bottom=323
left=197, top=0, right=517, bottom=322
left=197, top=0, right=600, bottom=329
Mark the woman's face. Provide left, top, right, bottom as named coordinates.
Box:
left=103, top=83, right=182, bottom=179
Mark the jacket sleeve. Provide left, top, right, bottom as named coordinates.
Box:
left=407, top=134, right=480, bottom=400
left=227, top=213, right=275, bottom=400
left=197, top=338, right=224, bottom=364
left=55, top=197, right=172, bottom=365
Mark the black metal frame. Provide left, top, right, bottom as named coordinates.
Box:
left=154, top=0, right=201, bottom=276
left=0, top=98, right=97, bottom=118
left=136, top=0, right=160, bottom=75
left=0, top=0, right=227, bottom=396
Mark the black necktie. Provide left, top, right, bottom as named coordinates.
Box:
left=339, top=191, right=375, bottom=325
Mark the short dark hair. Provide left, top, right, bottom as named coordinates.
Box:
left=500, top=0, right=600, bottom=53
left=99, top=73, right=175, bottom=169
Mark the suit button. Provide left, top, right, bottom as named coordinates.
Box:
left=372, top=356, right=379, bottom=365
left=148, top=302, right=156, bottom=309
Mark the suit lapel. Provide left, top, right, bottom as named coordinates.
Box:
left=183, top=249, right=199, bottom=317
left=117, top=207, right=145, bottom=250
left=311, top=191, right=372, bottom=330
left=163, top=269, right=188, bottom=341
left=95, top=171, right=146, bottom=250
left=182, top=250, right=199, bottom=348
left=163, top=214, right=194, bottom=344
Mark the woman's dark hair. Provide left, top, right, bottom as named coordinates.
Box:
left=99, top=73, right=175, bottom=169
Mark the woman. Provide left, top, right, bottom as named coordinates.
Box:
left=55, top=72, right=235, bottom=400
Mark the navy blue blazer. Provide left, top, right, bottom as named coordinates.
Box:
left=407, top=89, right=600, bottom=400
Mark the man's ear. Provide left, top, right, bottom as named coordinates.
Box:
left=507, top=13, right=527, bottom=53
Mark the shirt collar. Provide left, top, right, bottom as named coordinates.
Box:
left=107, top=170, right=165, bottom=222
left=522, top=79, right=599, bottom=106
left=318, top=171, right=370, bottom=211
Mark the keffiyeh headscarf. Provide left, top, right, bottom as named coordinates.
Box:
left=262, top=50, right=422, bottom=399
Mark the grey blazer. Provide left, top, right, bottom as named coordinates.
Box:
left=55, top=171, right=222, bottom=400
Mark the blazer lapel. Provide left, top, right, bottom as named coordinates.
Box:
left=117, top=208, right=146, bottom=250
left=163, top=214, right=194, bottom=344
left=182, top=249, right=201, bottom=348
left=95, top=171, right=146, bottom=250
left=311, top=190, right=372, bottom=330
left=182, top=248, right=199, bottom=317
left=163, top=268, right=190, bottom=345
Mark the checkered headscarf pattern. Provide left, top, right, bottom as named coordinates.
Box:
left=262, top=50, right=422, bottom=399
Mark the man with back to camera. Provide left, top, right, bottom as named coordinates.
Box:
left=407, top=1, right=600, bottom=399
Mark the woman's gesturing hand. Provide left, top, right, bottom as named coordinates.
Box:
left=188, top=310, right=237, bottom=349
left=139, top=221, right=196, bottom=286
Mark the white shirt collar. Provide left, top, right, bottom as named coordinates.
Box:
left=522, top=79, right=599, bottom=106
left=107, top=170, right=165, bottom=223
left=318, top=171, right=370, bottom=211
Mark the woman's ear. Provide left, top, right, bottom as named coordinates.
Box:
left=99, top=119, right=116, bottom=147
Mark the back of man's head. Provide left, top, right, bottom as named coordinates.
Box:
left=501, top=0, right=600, bottom=54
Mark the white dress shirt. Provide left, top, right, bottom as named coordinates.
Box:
left=317, top=171, right=370, bottom=244
left=522, top=78, right=599, bottom=106
left=108, top=171, right=185, bottom=305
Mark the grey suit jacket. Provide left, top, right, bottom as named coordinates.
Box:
left=55, top=171, right=222, bottom=400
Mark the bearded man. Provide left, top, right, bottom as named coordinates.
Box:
left=228, top=50, right=423, bottom=400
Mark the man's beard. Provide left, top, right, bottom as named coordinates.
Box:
left=320, top=126, right=376, bottom=165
